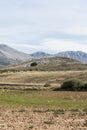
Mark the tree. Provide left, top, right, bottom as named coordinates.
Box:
left=30, top=62, right=37, bottom=67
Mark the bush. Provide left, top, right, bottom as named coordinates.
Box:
left=61, top=79, right=83, bottom=91
left=30, top=62, right=37, bottom=67
left=44, top=83, right=51, bottom=87
left=82, top=83, right=87, bottom=91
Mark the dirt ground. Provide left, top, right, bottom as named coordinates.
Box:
left=0, top=108, right=87, bottom=130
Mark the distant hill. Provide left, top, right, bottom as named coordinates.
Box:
left=0, top=44, right=87, bottom=67
left=31, top=52, right=52, bottom=58
left=2, top=56, right=87, bottom=72
left=55, top=51, right=87, bottom=63
left=0, top=44, right=31, bottom=66
left=30, top=51, right=87, bottom=63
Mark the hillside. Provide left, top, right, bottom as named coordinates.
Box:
left=0, top=44, right=31, bottom=66
left=30, top=51, right=87, bottom=63
left=55, top=51, right=87, bottom=63
left=31, top=52, right=52, bottom=58
left=1, top=56, right=87, bottom=72
left=0, top=44, right=87, bottom=67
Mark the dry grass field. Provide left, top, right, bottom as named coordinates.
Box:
left=0, top=70, right=87, bottom=90
left=0, top=70, right=87, bottom=129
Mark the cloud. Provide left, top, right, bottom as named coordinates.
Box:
left=0, top=0, right=87, bottom=53
left=5, top=38, right=87, bottom=54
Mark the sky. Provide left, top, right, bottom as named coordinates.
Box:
left=0, top=0, right=87, bottom=54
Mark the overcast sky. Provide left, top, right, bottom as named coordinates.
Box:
left=0, top=0, right=87, bottom=53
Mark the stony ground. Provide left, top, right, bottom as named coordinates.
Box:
left=0, top=108, right=87, bottom=130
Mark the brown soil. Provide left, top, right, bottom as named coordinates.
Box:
left=0, top=108, right=87, bottom=130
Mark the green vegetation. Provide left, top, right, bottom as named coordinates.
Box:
left=33, top=109, right=65, bottom=114
left=82, top=83, right=87, bottom=91
left=61, top=79, right=84, bottom=91
left=54, top=79, right=87, bottom=91
left=0, top=90, right=87, bottom=109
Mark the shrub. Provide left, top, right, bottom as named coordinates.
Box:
left=61, top=79, right=83, bottom=91
left=30, top=62, right=37, bottom=67
left=82, top=83, right=87, bottom=91
left=44, top=83, right=51, bottom=87
left=83, top=108, right=87, bottom=113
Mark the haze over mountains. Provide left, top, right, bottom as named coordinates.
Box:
left=0, top=44, right=87, bottom=67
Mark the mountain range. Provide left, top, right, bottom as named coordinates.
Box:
left=31, top=52, right=52, bottom=58
left=0, top=44, right=31, bottom=66
left=31, top=51, right=87, bottom=64
left=0, top=44, right=87, bottom=67
left=55, top=51, right=87, bottom=63
left=3, top=56, right=87, bottom=71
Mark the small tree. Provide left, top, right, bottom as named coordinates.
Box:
left=30, top=62, right=37, bottom=67
left=61, top=79, right=83, bottom=91
left=44, top=83, right=51, bottom=87
left=82, top=83, right=87, bottom=91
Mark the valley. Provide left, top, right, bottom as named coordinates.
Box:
left=0, top=44, right=87, bottom=129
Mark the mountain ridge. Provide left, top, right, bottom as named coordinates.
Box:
left=0, top=44, right=32, bottom=66
left=31, top=51, right=52, bottom=58
left=0, top=44, right=87, bottom=67
left=1, top=56, right=86, bottom=71
left=30, top=51, right=87, bottom=63
left=55, top=51, right=87, bottom=63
